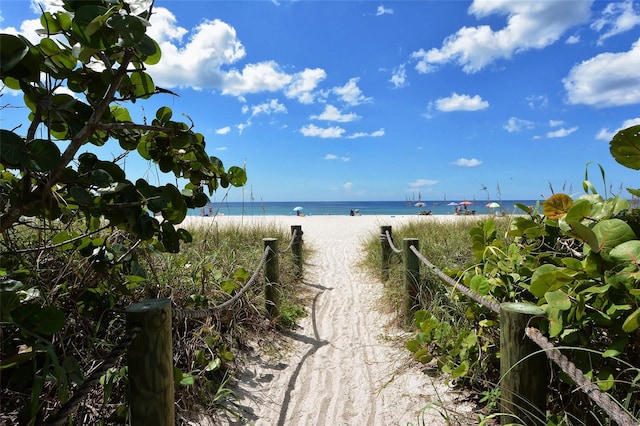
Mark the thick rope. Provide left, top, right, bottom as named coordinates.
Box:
left=525, top=327, right=637, bottom=426
left=44, top=326, right=142, bottom=426
left=381, top=230, right=403, bottom=254
left=172, top=245, right=271, bottom=320
left=279, top=229, right=300, bottom=253
left=408, top=245, right=501, bottom=314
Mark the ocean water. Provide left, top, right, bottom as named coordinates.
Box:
left=190, top=200, right=541, bottom=217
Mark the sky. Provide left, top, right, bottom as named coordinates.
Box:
left=2, top=0, right=640, bottom=203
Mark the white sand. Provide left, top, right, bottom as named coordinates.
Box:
left=180, top=214, right=477, bottom=425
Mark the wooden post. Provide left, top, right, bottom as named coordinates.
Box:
left=263, top=238, right=280, bottom=319
left=291, top=225, right=303, bottom=280
left=380, top=225, right=392, bottom=281
left=403, top=238, right=420, bottom=327
left=500, top=302, right=548, bottom=425
left=126, top=299, right=174, bottom=426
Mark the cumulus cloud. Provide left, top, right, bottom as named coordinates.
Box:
left=311, top=105, right=360, bottom=122
left=284, top=68, right=327, bottom=104
left=343, top=182, right=353, bottom=190
left=435, top=93, right=489, bottom=112
left=324, top=154, right=350, bottom=162
left=216, top=126, right=231, bottom=135
left=546, top=126, right=578, bottom=138
left=412, top=0, right=592, bottom=74
left=504, top=117, right=534, bottom=132
left=248, top=99, right=287, bottom=117
left=300, top=124, right=345, bottom=138
left=453, top=158, right=482, bottom=167
left=591, top=0, right=640, bottom=45
left=347, top=128, right=385, bottom=139
left=389, top=64, right=408, bottom=88
left=563, top=39, right=640, bottom=107
left=332, top=78, right=372, bottom=106
left=376, top=5, right=393, bottom=16
left=595, top=117, right=640, bottom=141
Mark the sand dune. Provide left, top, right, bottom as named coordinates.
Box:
left=181, top=214, right=477, bottom=425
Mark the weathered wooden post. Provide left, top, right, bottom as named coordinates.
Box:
left=291, top=225, right=304, bottom=280
left=263, top=238, right=280, bottom=318
left=500, top=302, right=548, bottom=425
left=126, top=299, right=174, bottom=426
left=380, top=225, right=392, bottom=281
left=403, top=238, right=420, bottom=327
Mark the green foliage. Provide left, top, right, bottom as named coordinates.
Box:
left=0, top=1, right=250, bottom=424
left=405, top=125, right=640, bottom=423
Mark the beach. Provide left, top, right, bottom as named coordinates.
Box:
left=180, top=214, right=477, bottom=425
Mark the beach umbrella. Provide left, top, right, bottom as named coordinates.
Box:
left=486, top=202, right=500, bottom=208
left=414, top=202, right=426, bottom=207
left=293, top=206, right=304, bottom=211
left=447, top=202, right=459, bottom=206
left=459, top=201, right=473, bottom=205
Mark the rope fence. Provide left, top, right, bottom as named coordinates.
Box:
left=380, top=225, right=637, bottom=426
left=45, top=225, right=303, bottom=426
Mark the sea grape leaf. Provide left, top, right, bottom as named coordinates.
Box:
left=610, top=125, right=640, bottom=170
left=543, top=194, right=573, bottom=220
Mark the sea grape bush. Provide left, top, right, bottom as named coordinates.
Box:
left=408, top=126, right=640, bottom=421
left=0, top=1, right=246, bottom=423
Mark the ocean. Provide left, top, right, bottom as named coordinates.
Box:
left=190, top=200, right=542, bottom=217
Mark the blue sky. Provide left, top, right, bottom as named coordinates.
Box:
left=2, top=1, right=640, bottom=203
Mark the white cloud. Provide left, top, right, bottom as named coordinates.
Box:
left=549, top=120, right=564, bottom=127
left=435, top=93, right=489, bottom=112
left=563, top=39, right=640, bottom=107
left=324, top=154, right=350, bottom=162
left=546, top=126, right=578, bottom=138
left=216, top=146, right=228, bottom=151
left=332, top=78, right=372, bottom=106
left=389, top=64, right=408, bottom=88
left=504, top=117, right=534, bottom=132
left=409, top=179, right=438, bottom=188
left=284, top=68, right=327, bottom=104
left=216, top=126, right=231, bottom=135
left=249, top=99, right=287, bottom=117
left=347, top=128, right=385, bottom=139
left=591, top=0, right=640, bottom=45
left=343, top=182, right=353, bottom=190
left=300, top=124, right=346, bottom=138
left=311, top=105, right=360, bottom=123
left=566, top=34, right=580, bottom=44
left=376, top=5, right=393, bottom=16
left=527, top=94, right=549, bottom=109
left=453, top=158, right=482, bottom=167
left=595, top=117, right=640, bottom=141
left=412, top=0, right=592, bottom=74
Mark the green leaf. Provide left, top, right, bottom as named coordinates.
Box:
left=205, top=357, right=221, bottom=372
left=545, top=290, right=571, bottom=311
left=530, top=264, right=560, bottom=297
left=27, top=139, right=61, bottom=172
left=469, top=275, right=490, bottom=296
left=452, top=360, right=469, bottom=379
left=610, top=125, right=640, bottom=170
left=0, top=130, right=27, bottom=165
left=622, top=308, right=640, bottom=333
left=10, top=303, right=65, bottom=335
left=0, top=34, right=40, bottom=82
left=566, top=220, right=599, bottom=253
left=592, top=219, right=636, bottom=261
left=602, top=336, right=628, bottom=358
left=609, top=240, right=640, bottom=264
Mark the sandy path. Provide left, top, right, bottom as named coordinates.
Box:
left=182, top=215, right=475, bottom=425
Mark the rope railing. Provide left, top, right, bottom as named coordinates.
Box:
left=172, top=245, right=271, bottom=320
left=525, top=327, right=637, bottom=426
left=381, top=229, right=403, bottom=254
left=45, top=326, right=142, bottom=426
left=407, top=244, right=501, bottom=314
left=381, top=225, right=637, bottom=426
left=44, top=225, right=304, bottom=426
